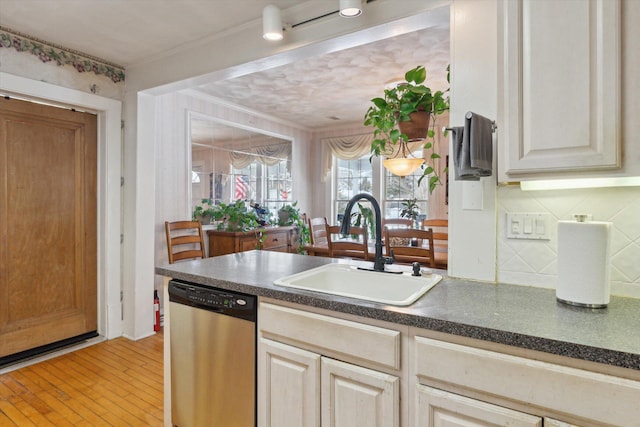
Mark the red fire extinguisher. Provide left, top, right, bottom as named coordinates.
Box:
left=154, top=289, right=161, bottom=332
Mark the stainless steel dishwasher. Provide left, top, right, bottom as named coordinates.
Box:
left=168, top=280, right=256, bottom=427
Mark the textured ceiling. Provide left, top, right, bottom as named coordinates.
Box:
left=196, top=25, right=450, bottom=130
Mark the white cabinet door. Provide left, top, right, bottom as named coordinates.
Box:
left=415, top=385, right=542, bottom=427
left=321, top=357, right=399, bottom=427
left=499, top=0, right=621, bottom=180
left=258, top=338, right=321, bottom=427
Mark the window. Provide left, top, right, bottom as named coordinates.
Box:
left=332, top=151, right=428, bottom=223
left=265, top=159, right=292, bottom=211
left=384, top=166, right=428, bottom=222
left=230, top=158, right=292, bottom=212
left=231, top=163, right=257, bottom=202
left=334, top=157, right=373, bottom=222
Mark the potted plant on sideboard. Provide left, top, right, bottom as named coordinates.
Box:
left=192, top=198, right=217, bottom=225
left=212, top=199, right=259, bottom=232
left=278, top=201, right=310, bottom=252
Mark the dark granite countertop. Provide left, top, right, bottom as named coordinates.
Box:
left=156, top=251, right=640, bottom=372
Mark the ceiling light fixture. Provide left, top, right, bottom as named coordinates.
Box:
left=383, top=140, right=424, bottom=177
left=263, top=5, right=283, bottom=41
left=339, top=0, right=362, bottom=17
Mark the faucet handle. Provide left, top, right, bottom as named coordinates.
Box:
left=383, top=250, right=396, bottom=265
left=412, top=262, right=422, bottom=276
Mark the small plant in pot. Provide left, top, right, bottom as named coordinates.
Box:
left=192, top=198, right=216, bottom=225
left=364, top=65, right=450, bottom=193
left=400, top=197, right=420, bottom=227
left=277, top=201, right=311, bottom=251
left=212, top=199, right=259, bottom=232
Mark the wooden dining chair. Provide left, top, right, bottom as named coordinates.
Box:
left=328, top=225, right=368, bottom=260
left=421, top=219, right=448, bottom=269
left=383, top=218, right=414, bottom=229
left=164, top=220, right=206, bottom=264
left=384, top=227, right=435, bottom=268
left=304, top=217, right=332, bottom=257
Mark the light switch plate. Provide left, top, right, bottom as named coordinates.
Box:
left=506, top=213, right=550, bottom=240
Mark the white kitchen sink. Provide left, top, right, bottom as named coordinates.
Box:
left=274, top=263, right=442, bottom=306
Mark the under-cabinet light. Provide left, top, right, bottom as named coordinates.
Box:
left=520, top=177, right=640, bottom=191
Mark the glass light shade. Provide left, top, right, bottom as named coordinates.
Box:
left=383, top=158, right=424, bottom=177
left=263, top=5, right=283, bottom=40
left=339, top=0, right=362, bottom=17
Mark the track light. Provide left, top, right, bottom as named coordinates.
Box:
left=263, top=5, right=283, bottom=41
left=339, top=0, right=362, bottom=17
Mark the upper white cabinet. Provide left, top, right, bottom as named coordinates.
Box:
left=498, top=0, right=621, bottom=180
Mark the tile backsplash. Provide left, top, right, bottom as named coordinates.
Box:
left=497, top=185, right=640, bottom=298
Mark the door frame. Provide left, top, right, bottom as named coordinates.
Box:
left=1, top=72, right=123, bottom=339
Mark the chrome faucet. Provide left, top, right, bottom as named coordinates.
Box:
left=340, top=193, right=392, bottom=272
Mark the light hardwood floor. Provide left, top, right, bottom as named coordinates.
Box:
left=0, top=332, right=163, bottom=426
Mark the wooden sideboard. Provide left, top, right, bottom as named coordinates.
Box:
left=206, top=226, right=299, bottom=257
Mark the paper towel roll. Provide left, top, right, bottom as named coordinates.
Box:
left=557, top=219, right=611, bottom=307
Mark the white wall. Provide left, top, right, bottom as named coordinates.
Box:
left=447, top=0, right=498, bottom=282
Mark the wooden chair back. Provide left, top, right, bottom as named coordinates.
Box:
left=421, top=219, right=448, bottom=269
left=383, top=218, right=414, bottom=229
left=308, top=217, right=329, bottom=245
left=304, top=217, right=332, bottom=257
left=164, top=220, right=206, bottom=264
left=384, top=227, right=435, bottom=268
left=328, top=225, right=368, bottom=260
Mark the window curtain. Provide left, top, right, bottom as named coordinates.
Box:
left=321, top=134, right=374, bottom=182
left=320, top=133, right=424, bottom=182
left=229, top=143, right=291, bottom=168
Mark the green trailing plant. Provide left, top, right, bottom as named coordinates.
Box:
left=350, top=202, right=375, bottom=238
left=192, top=198, right=217, bottom=224
left=212, top=199, right=259, bottom=232
left=277, top=201, right=311, bottom=252
left=364, top=65, right=450, bottom=193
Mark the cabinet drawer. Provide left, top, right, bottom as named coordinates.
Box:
left=240, top=236, right=259, bottom=252
left=261, top=231, right=288, bottom=250
left=414, top=336, right=640, bottom=426
left=260, top=302, right=401, bottom=370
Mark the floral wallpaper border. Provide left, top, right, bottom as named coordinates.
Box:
left=0, top=27, right=125, bottom=83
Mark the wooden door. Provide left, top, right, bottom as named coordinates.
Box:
left=0, top=97, right=98, bottom=360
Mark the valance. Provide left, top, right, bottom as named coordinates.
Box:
left=229, top=143, right=291, bottom=168
left=320, top=134, right=424, bottom=182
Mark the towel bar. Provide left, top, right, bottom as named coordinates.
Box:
left=444, top=112, right=497, bottom=134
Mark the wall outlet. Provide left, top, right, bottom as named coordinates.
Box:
left=506, top=213, right=550, bottom=240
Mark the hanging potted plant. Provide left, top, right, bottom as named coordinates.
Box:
left=364, top=65, right=450, bottom=193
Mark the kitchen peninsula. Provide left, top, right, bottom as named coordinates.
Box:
left=157, top=251, right=640, bottom=426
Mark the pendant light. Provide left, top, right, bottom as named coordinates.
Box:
left=383, top=140, right=424, bottom=177
left=339, top=0, right=362, bottom=17
left=263, top=5, right=283, bottom=40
